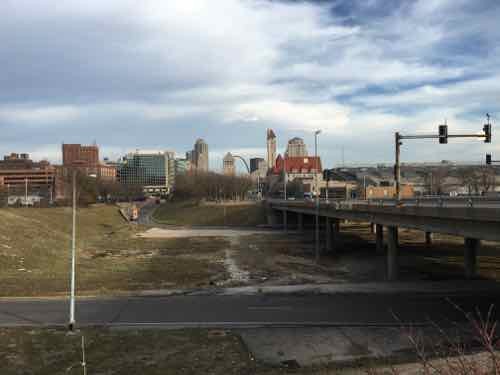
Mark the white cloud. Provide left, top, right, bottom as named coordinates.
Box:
left=0, top=0, right=499, bottom=164
left=0, top=105, right=80, bottom=124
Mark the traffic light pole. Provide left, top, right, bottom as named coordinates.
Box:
left=395, top=133, right=401, bottom=201
left=394, top=118, right=491, bottom=202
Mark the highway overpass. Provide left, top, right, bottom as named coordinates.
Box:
left=266, top=197, right=500, bottom=281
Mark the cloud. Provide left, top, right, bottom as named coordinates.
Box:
left=0, top=105, right=80, bottom=124
left=0, top=0, right=499, bottom=166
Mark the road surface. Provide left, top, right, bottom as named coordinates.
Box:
left=1, top=293, right=500, bottom=328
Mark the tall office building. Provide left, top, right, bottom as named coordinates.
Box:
left=194, top=139, right=209, bottom=172
left=266, top=129, right=276, bottom=170
left=187, top=139, right=209, bottom=172
left=250, top=157, right=265, bottom=173
left=286, top=137, right=308, bottom=157
left=223, top=152, right=236, bottom=176
left=118, top=151, right=170, bottom=196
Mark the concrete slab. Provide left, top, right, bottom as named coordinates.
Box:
left=239, top=327, right=371, bottom=366
left=238, top=326, right=461, bottom=367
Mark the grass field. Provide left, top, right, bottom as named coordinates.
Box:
left=0, top=328, right=254, bottom=375
left=152, top=201, right=267, bottom=226
left=0, top=206, right=228, bottom=296
left=3, top=327, right=490, bottom=375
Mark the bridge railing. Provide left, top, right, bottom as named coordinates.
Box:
left=268, top=196, right=500, bottom=209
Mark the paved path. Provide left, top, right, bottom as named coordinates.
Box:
left=1, top=293, right=500, bottom=327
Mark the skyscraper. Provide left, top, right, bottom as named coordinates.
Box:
left=286, top=137, right=308, bottom=157
left=194, top=139, right=209, bottom=172
left=188, top=139, right=209, bottom=172
left=223, top=152, right=236, bottom=176
left=266, top=129, right=276, bottom=170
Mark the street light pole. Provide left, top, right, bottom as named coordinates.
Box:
left=69, top=170, right=77, bottom=331
left=283, top=155, right=287, bottom=200
left=314, top=129, right=321, bottom=264
left=395, top=132, right=401, bottom=201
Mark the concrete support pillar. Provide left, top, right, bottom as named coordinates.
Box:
left=376, top=224, right=384, bottom=254
left=283, top=210, right=288, bottom=233
left=464, top=238, right=480, bottom=279
left=266, top=210, right=278, bottom=228
left=335, top=220, right=340, bottom=233
left=425, top=232, right=433, bottom=247
left=297, top=213, right=303, bottom=232
left=387, top=226, right=399, bottom=281
left=331, top=219, right=339, bottom=254
left=326, top=217, right=332, bottom=252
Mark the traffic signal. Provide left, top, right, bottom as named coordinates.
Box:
left=438, top=124, right=448, bottom=144
left=483, top=123, right=492, bottom=143
left=486, top=154, right=492, bottom=165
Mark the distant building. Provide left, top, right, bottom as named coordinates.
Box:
left=0, top=153, right=55, bottom=200
left=250, top=157, right=265, bottom=173
left=273, top=155, right=323, bottom=194
left=186, top=139, right=209, bottom=172
left=62, top=143, right=99, bottom=168
left=60, top=143, right=116, bottom=180
left=117, top=151, right=171, bottom=196
left=223, top=152, right=236, bottom=176
left=266, top=129, right=276, bottom=170
left=286, top=137, right=308, bottom=157
left=365, top=185, right=414, bottom=199
left=174, top=158, right=189, bottom=175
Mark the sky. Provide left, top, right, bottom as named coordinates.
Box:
left=1, top=0, right=499, bottom=170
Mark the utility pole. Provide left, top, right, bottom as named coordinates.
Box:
left=314, top=129, right=321, bottom=263
left=69, top=170, right=77, bottom=331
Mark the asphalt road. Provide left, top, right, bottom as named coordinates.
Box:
left=1, top=293, right=500, bottom=328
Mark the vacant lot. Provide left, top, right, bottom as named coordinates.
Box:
left=0, top=206, right=228, bottom=296
left=152, top=201, right=266, bottom=226
left=2, top=205, right=500, bottom=297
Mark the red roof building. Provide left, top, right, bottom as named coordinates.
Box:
left=273, top=155, right=322, bottom=175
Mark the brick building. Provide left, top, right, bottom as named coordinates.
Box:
left=0, top=153, right=55, bottom=198
left=62, top=144, right=99, bottom=168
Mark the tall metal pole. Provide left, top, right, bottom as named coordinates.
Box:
left=283, top=156, right=287, bottom=200
left=69, top=170, right=77, bottom=330
left=363, top=175, right=366, bottom=200
left=81, top=335, right=87, bottom=375
left=315, top=130, right=321, bottom=263
left=394, top=132, right=401, bottom=201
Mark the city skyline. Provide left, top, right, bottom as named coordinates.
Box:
left=1, top=1, right=499, bottom=166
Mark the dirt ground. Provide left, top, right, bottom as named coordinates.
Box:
left=2, top=205, right=500, bottom=297
left=138, top=222, right=500, bottom=287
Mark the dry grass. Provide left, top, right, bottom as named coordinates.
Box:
left=0, top=328, right=254, bottom=375
left=152, top=201, right=267, bottom=226
left=0, top=206, right=229, bottom=296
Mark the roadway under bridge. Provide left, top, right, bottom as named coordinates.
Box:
left=266, top=197, right=500, bottom=281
